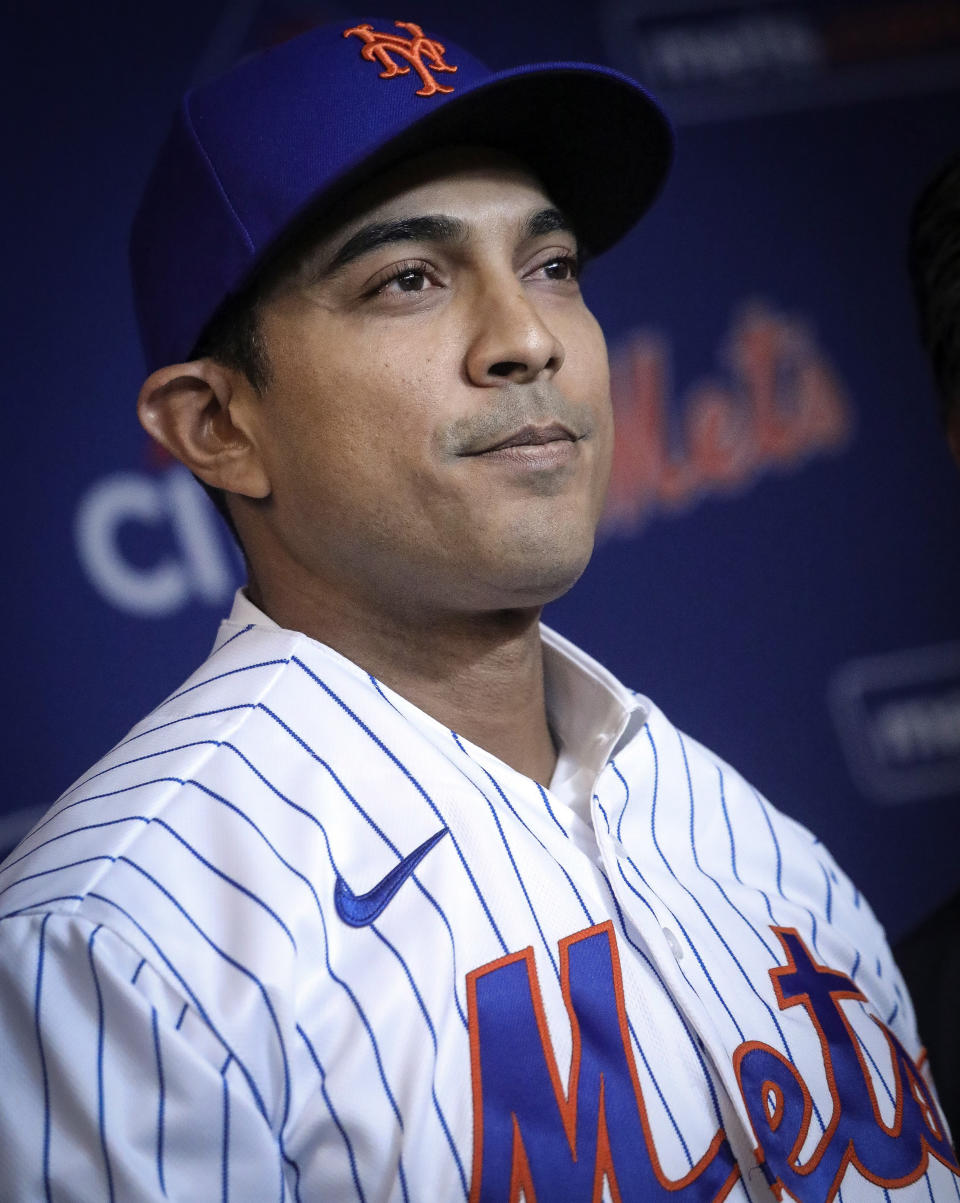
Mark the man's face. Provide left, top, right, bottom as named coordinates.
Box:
left=245, top=149, right=614, bottom=620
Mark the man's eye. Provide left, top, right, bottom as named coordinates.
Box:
left=392, top=269, right=428, bottom=292
left=372, top=260, right=435, bottom=296
left=539, top=255, right=580, bottom=281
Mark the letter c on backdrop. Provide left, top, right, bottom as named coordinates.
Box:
left=74, top=467, right=238, bottom=617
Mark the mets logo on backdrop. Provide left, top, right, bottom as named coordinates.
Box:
left=344, top=20, right=458, bottom=96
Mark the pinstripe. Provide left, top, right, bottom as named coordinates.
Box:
left=852, top=948, right=862, bottom=979
left=749, top=783, right=830, bottom=971
left=294, top=875, right=411, bottom=1187
left=151, top=1007, right=167, bottom=1196
left=56, top=744, right=439, bottom=1147
left=611, top=839, right=767, bottom=1110
left=476, top=763, right=723, bottom=1162
left=819, top=859, right=834, bottom=922
left=926, top=1173, right=936, bottom=1202
left=209, top=623, right=254, bottom=655
left=117, top=704, right=257, bottom=751
left=173, top=745, right=460, bottom=1147
left=56, top=740, right=223, bottom=805
left=297, top=1024, right=366, bottom=1203
left=1, top=817, right=150, bottom=875
left=368, top=923, right=469, bottom=1197
left=535, top=781, right=568, bottom=839
left=88, top=925, right=116, bottom=1203
left=165, top=659, right=292, bottom=705
left=594, top=795, right=611, bottom=829
left=684, top=760, right=782, bottom=966
left=84, top=893, right=267, bottom=1120
left=718, top=765, right=775, bottom=923
left=456, top=743, right=592, bottom=929
left=150, top=819, right=297, bottom=950
left=114, top=855, right=294, bottom=1130
left=222, top=1064, right=230, bottom=1203
left=7, top=827, right=302, bottom=1151
left=450, top=733, right=560, bottom=980
left=672, top=748, right=800, bottom=1055
left=3, top=824, right=296, bottom=956
left=33, top=912, right=53, bottom=1203
left=595, top=784, right=729, bottom=1134
left=291, top=658, right=508, bottom=954
left=3, top=894, right=85, bottom=919
left=613, top=754, right=833, bottom=1168
left=629, top=742, right=842, bottom=1144
left=604, top=860, right=726, bottom=1131
left=619, top=746, right=750, bottom=1044
left=853, top=1022, right=897, bottom=1108
left=241, top=716, right=469, bottom=1028
left=0, top=854, right=117, bottom=898
left=636, top=742, right=798, bottom=1061
left=750, top=786, right=784, bottom=899
left=673, top=742, right=843, bottom=1145
left=159, top=774, right=327, bottom=918
left=597, top=861, right=725, bottom=1140
left=283, top=1139, right=303, bottom=1203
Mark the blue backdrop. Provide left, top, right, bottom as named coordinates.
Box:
left=4, top=0, right=959, bottom=946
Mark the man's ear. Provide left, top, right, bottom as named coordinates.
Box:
left=137, top=360, right=271, bottom=499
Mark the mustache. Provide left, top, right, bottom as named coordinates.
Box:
left=445, top=390, right=597, bottom=456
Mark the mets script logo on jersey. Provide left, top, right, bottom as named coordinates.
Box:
left=466, top=922, right=959, bottom=1202
left=343, top=21, right=458, bottom=96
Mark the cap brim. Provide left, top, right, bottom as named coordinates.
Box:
left=264, top=62, right=672, bottom=269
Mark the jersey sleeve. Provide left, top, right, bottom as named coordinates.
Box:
left=0, top=911, right=291, bottom=1202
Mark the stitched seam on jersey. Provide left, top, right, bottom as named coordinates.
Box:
left=16, top=651, right=304, bottom=910
left=210, top=622, right=255, bottom=657
left=368, top=922, right=469, bottom=1194
left=16, top=905, right=279, bottom=1136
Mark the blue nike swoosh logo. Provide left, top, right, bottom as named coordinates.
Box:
left=334, top=827, right=449, bottom=927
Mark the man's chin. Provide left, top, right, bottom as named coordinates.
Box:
left=482, top=541, right=597, bottom=610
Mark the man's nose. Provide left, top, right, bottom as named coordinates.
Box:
left=464, top=279, right=565, bottom=386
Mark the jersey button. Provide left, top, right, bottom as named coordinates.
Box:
left=662, top=927, right=683, bottom=960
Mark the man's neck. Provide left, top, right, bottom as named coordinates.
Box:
left=246, top=576, right=558, bottom=786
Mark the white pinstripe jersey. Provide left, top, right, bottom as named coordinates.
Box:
left=0, top=595, right=956, bottom=1202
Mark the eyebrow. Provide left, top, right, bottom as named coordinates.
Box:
left=322, top=206, right=576, bottom=276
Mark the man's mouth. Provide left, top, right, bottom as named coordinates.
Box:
left=465, top=423, right=578, bottom=455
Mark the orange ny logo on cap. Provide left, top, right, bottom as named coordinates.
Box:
left=343, top=20, right=458, bottom=97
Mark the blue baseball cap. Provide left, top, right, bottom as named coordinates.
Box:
left=130, top=16, right=673, bottom=373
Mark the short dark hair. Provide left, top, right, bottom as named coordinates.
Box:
left=908, top=153, right=960, bottom=425
left=187, top=203, right=340, bottom=537
left=188, top=272, right=275, bottom=538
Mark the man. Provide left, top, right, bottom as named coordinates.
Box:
left=0, top=17, right=956, bottom=1202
